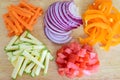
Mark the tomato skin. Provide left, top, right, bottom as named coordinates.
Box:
left=56, top=42, right=100, bottom=78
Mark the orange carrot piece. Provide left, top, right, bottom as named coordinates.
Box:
left=3, top=14, right=18, bottom=34
left=11, top=11, right=32, bottom=31
left=8, top=5, right=31, bottom=18
left=8, top=11, right=23, bottom=34
left=8, top=31, right=15, bottom=37
left=19, top=1, right=36, bottom=13
left=29, top=8, right=41, bottom=25
left=11, top=5, right=34, bottom=16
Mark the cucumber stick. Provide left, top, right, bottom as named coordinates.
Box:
left=25, top=56, right=39, bottom=73
left=27, top=33, right=42, bottom=45
left=25, top=63, right=35, bottom=74
left=5, top=31, right=53, bottom=79
left=35, top=50, right=48, bottom=76
left=44, top=53, right=50, bottom=75
left=31, top=64, right=37, bottom=77
left=22, top=50, right=44, bottom=68
left=12, top=56, right=24, bottom=79
left=5, top=46, right=19, bottom=51
left=7, top=52, right=13, bottom=60
left=20, top=31, right=28, bottom=39
left=13, top=50, right=23, bottom=56
left=7, top=36, right=18, bottom=47
left=19, top=58, right=29, bottom=76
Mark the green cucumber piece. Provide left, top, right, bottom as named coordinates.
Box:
left=6, top=52, right=13, bottom=60
left=31, top=65, right=37, bottom=77
left=27, top=33, right=42, bottom=45
left=19, top=44, right=33, bottom=51
left=5, top=46, right=19, bottom=51
left=10, top=56, right=17, bottom=63
left=35, top=50, right=48, bottom=76
left=33, top=45, right=45, bottom=50
left=14, top=39, right=21, bottom=45
left=7, top=36, right=18, bottom=47
left=24, top=56, right=39, bottom=74
left=22, top=51, right=44, bottom=68
left=44, top=53, right=50, bottom=75
left=20, top=31, right=28, bottom=39
left=48, top=52, right=54, bottom=60
left=25, top=62, right=35, bottom=74
left=20, top=38, right=38, bottom=45
left=19, top=58, right=29, bottom=76
left=31, top=50, right=40, bottom=57
left=13, top=50, right=23, bottom=56
left=12, top=56, right=24, bottom=79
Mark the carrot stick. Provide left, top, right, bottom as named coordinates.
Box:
left=9, top=11, right=23, bottom=34
left=11, top=5, right=34, bottom=16
left=8, top=5, right=31, bottom=18
left=3, top=1, right=43, bottom=36
left=29, top=8, right=41, bottom=25
left=3, top=14, right=18, bottom=34
left=19, top=1, right=36, bottom=13
left=11, top=11, right=32, bottom=31
left=8, top=31, right=15, bottom=37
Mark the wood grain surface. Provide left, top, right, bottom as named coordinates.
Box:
left=0, top=0, right=120, bottom=80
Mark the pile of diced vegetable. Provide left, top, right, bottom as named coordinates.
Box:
left=56, top=42, right=99, bottom=78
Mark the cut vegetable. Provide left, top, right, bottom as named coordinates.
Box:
left=3, top=1, right=43, bottom=36
left=44, top=1, right=82, bottom=44
left=5, top=31, right=53, bottom=79
left=19, top=58, right=29, bottom=76
left=22, top=50, right=44, bottom=68
left=80, top=0, right=120, bottom=50
left=12, top=56, right=24, bottom=79
left=56, top=42, right=100, bottom=78
left=35, top=50, right=48, bottom=76
left=44, top=53, right=50, bottom=75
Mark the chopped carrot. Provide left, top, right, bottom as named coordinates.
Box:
left=11, top=5, right=34, bottom=16
left=3, top=1, right=43, bottom=36
left=8, top=5, right=31, bottom=18
left=19, top=1, right=36, bottom=13
left=9, top=11, right=23, bottom=34
left=29, top=8, right=41, bottom=25
left=3, top=14, right=18, bottom=34
left=80, top=0, right=120, bottom=51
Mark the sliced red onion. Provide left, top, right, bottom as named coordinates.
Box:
left=46, top=27, right=71, bottom=41
left=53, top=2, right=70, bottom=31
left=44, top=1, right=82, bottom=44
left=44, top=27, right=72, bottom=44
left=62, top=2, right=80, bottom=27
left=65, top=2, right=82, bottom=23
left=46, top=26, right=71, bottom=36
left=47, top=4, right=69, bottom=31
left=68, top=2, right=82, bottom=20
left=58, top=2, right=74, bottom=31
left=44, top=13, right=65, bottom=33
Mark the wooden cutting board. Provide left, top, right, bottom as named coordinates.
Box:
left=0, top=0, right=120, bottom=80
